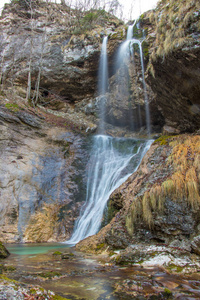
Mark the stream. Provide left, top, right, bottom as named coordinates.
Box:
left=1, top=243, right=200, bottom=299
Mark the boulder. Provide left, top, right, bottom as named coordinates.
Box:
left=0, top=241, right=9, bottom=258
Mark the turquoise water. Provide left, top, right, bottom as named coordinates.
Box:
left=6, top=243, right=73, bottom=255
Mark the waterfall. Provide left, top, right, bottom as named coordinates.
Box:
left=97, top=36, right=108, bottom=133
left=65, top=31, right=152, bottom=245
left=131, top=38, right=151, bottom=135
left=116, top=24, right=151, bottom=134
left=126, top=24, right=134, bottom=40
left=66, top=136, right=152, bottom=245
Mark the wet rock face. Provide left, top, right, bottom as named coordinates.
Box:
left=147, top=49, right=200, bottom=133
left=0, top=107, right=88, bottom=243
left=104, top=54, right=162, bottom=132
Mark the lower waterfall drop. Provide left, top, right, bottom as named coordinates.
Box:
left=66, top=136, right=152, bottom=245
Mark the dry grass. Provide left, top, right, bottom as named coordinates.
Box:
left=148, top=0, right=200, bottom=61
left=25, top=203, right=60, bottom=242
left=126, top=135, right=200, bottom=231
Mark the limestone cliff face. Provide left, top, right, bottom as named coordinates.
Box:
left=145, top=0, right=200, bottom=133
left=0, top=99, right=89, bottom=243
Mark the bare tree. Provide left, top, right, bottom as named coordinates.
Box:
left=26, top=0, right=34, bottom=102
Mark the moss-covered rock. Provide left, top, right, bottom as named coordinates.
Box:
left=0, top=242, right=9, bottom=258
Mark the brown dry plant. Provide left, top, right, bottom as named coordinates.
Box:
left=25, top=203, right=60, bottom=242
left=126, top=135, right=200, bottom=231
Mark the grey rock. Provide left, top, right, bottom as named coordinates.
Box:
left=16, top=111, right=42, bottom=128
left=191, top=235, right=200, bottom=255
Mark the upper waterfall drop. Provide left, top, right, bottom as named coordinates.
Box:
left=115, top=24, right=151, bottom=134
left=97, top=36, right=108, bottom=134
left=126, top=24, right=134, bottom=40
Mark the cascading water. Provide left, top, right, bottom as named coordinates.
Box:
left=67, top=136, right=152, bottom=244
left=98, top=36, right=108, bottom=133
left=65, top=34, right=153, bottom=245
left=116, top=24, right=151, bottom=134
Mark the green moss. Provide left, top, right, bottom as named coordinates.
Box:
left=106, top=204, right=118, bottom=223
left=96, top=243, right=105, bottom=250
left=139, top=13, right=145, bottom=20
left=164, top=288, right=172, bottom=295
left=166, top=263, right=184, bottom=273
left=163, top=288, right=173, bottom=298
left=5, top=103, right=19, bottom=112
left=61, top=252, right=75, bottom=259
left=0, top=275, right=17, bottom=282
left=39, top=271, right=61, bottom=279
left=53, top=251, right=62, bottom=256
left=30, top=288, right=37, bottom=294
left=53, top=295, right=70, bottom=300
left=142, top=41, right=149, bottom=58
left=110, top=29, right=124, bottom=40
left=0, top=242, right=9, bottom=259
left=153, top=135, right=174, bottom=145
left=114, top=255, right=129, bottom=265
left=5, top=266, right=16, bottom=272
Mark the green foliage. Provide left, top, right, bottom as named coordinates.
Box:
left=73, top=9, right=110, bottom=35
left=82, top=12, right=98, bottom=24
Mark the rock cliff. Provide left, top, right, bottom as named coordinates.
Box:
left=145, top=0, right=200, bottom=133
left=0, top=88, right=91, bottom=243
